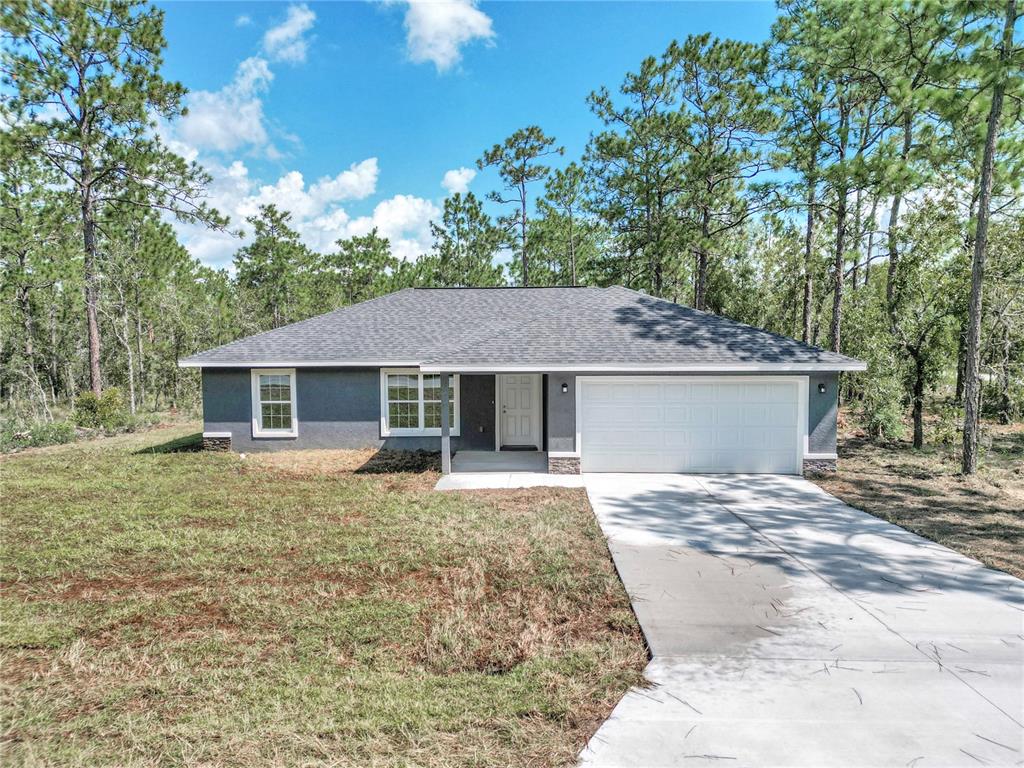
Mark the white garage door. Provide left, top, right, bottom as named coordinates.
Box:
left=579, top=377, right=803, bottom=474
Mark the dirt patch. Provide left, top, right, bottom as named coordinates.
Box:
left=244, top=448, right=441, bottom=477
left=245, top=448, right=379, bottom=475
left=1, top=573, right=200, bottom=602
left=812, top=419, right=1024, bottom=579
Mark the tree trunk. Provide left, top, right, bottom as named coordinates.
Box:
left=802, top=185, right=815, bottom=343
left=568, top=214, right=577, bottom=286
left=863, top=196, right=879, bottom=289
left=851, top=188, right=862, bottom=291
left=135, top=283, right=146, bottom=409
left=122, top=304, right=136, bottom=415
left=955, top=317, right=968, bottom=405
left=829, top=105, right=850, bottom=354
left=694, top=209, right=710, bottom=311
left=912, top=353, right=925, bottom=449
left=886, top=114, right=913, bottom=314
left=520, top=180, right=529, bottom=287
left=963, top=0, right=1015, bottom=475
left=829, top=185, right=847, bottom=353
left=998, top=323, right=1011, bottom=425
left=81, top=183, right=102, bottom=396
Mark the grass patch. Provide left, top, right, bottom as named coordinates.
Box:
left=0, top=425, right=645, bottom=767
left=812, top=416, right=1023, bottom=579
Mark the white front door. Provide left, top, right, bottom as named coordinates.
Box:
left=499, top=374, right=540, bottom=449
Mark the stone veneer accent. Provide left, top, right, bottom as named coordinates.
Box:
left=202, top=433, right=232, bottom=451
left=548, top=455, right=581, bottom=474
left=803, top=457, right=837, bottom=474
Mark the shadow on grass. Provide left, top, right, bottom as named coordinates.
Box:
left=355, top=449, right=440, bottom=474
left=134, top=432, right=203, bottom=454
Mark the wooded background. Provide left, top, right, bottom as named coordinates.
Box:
left=1, top=0, right=1021, bottom=473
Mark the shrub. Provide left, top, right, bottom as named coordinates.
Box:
left=932, top=404, right=963, bottom=446
left=0, top=421, right=76, bottom=452
left=74, top=387, right=127, bottom=430
left=860, top=366, right=905, bottom=441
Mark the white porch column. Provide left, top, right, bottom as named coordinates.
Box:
left=440, top=371, right=451, bottom=474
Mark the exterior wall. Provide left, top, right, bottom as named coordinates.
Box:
left=543, top=371, right=840, bottom=458
left=545, top=374, right=576, bottom=454
left=202, top=368, right=494, bottom=452
left=806, top=372, right=839, bottom=456
left=201, top=366, right=840, bottom=462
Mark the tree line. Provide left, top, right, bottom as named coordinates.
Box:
left=1, top=0, right=1021, bottom=473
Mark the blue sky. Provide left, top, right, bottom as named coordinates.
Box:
left=157, top=1, right=779, bottom=269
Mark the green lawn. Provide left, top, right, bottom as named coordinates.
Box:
left=0, top=426, right=645, bottom=767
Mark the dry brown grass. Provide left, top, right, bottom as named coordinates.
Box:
left=812, top=416, right=1024, bottom=578
left=1, top=426, right=646, bottom=767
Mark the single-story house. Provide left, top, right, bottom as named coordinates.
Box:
left=179, top=286, right=865, bottom=475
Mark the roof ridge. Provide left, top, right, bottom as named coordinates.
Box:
left=425, top=290, right=583, bottom=364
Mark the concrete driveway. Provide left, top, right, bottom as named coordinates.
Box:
left=580, top=474, right=1024, bottom=767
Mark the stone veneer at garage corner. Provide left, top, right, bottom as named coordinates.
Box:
left=549, top=455, right=581, bottom=474
left=803, top=457, right=837, bottom=473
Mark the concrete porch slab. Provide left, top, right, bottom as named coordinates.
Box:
left=435, top=471, right=584, bottom=490
left=451, top=450, right=548, bottom=473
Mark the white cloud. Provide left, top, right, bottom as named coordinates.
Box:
left=235, top=14, right=252, bottom=27
left=311, top=158, right=380, bottom=206
left=441, top=166, right=475, bottom=195
left=176, top=57, right=273, bottom=154
left=336, top=194, right=440, bottom=261
left=263, top=3, right=316, bottom=63
left=169, top=157, right=438, bottom=267
left=401, top=0, right=495, bottom=73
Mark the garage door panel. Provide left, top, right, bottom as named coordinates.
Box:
left=580, top=377, right=802, bottom=474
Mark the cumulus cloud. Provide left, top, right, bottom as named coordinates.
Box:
left=343, top=194, right=440, bottom=261
left=169, top=157, right=437, bottom=267
left=310, top=158, right=380, bottom=206
left=401, top=0, right=495, bottom=72
left=441, top=166, right=475, bottom=195
left=176, top=57, right=273, bottom=154
left=235, top=14, right=252, bottom=27
left=263, top=3, right=316, bottom=63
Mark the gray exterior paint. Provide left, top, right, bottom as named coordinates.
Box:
left=182, top=287, right=863, bottom=371
left=546, top=374, right=576, bottom=454
left=203, top=367, right=837, bottom=459
left=203, top=368, right=494, bottom=452
left=807, top=372, right=839, bottom=455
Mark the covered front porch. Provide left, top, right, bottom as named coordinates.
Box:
left=429, top=370, right=579, bottom=476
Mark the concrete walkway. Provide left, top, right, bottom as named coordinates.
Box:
left=581, top=473, right=1024, bottom=767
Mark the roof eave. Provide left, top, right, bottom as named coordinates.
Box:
left=177, top=359, right=422, bottom=369
left=419, top=361, right=868, bottom=373
left=179, top=359, right=868, bottom=373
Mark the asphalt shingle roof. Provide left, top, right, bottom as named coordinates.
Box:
left=179, top=286, right=865, bottom=370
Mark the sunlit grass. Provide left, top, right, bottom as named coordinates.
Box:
left=0, top=426, right=645, bottom=767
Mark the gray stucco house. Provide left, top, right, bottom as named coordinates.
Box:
left=180, top=286, right=865, bottom=475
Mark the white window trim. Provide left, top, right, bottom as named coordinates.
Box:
left=251, top=368, right=298, bottom=438
left=380, top=368, right=460, bottom=437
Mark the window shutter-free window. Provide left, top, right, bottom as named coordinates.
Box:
left=380, top=370, right=459, bottom=436
left=251, top=369, right=298, bottom=437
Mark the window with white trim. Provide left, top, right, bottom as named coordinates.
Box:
left=380, top=369, right=459, bottom=436
left=251, top=369, right=298, bottom=437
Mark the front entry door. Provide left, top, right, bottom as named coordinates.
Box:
left=499, top=374, right=540, bottom=449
